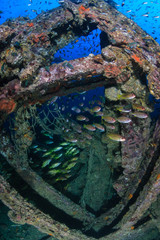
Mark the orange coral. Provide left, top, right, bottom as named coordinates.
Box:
left=31, top=33, right=48, bottom=44
left=128, top=193, right=133, bottom=200
left=0, top=99, right=17, bottom=114
left=157, top=174, right=160, bottom=180
left=27, top=22, right=34, bottom=27
left=79, top=5, right=90, bottom=15
left=24, top=133, right=32, bottom=141
left=104, top=65, right=121, bottom=78
left=72, top=211, right=77, bottom=215
left=131, top=54, right=143, bottom=64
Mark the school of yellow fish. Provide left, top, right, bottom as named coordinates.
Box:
left=29, top=90, right=149, bottom=184
left=63, top=91, right=148, bottom=142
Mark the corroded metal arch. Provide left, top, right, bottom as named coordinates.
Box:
left=0, top=0, right=160, bottom=118
left=0, top=0, right=160, bottom=239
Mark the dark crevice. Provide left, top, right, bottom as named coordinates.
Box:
left=134, top=215, right=151, bottom=229
left=0, top=32, right=16, bottom=50
left=0, top=155, right=86, bottom=231
left=62, top=75, right=107, bottom=89
left=97, top=195, right=121, bottom=217
left=0, top=77, right=19, bottom=88
left=132, top=62, right=148, bottom=86
left=0, top=61, right=24, bottom=88
left=92, top=137, right=160, bottom=238
left=100, top=31, right=111, bottom=49
left=86, top=194, right=121, bottom=217
left=49, top=21, right=98, bottom=46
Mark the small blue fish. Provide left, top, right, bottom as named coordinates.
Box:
left=55, top=153, right=63, bottom=159
left=53, top=146, right=63, bottom=152
left=42, top=131, right=53, bottom=139
left=46, top=140, right=54, bottom=144
left=60, top=142, right=70, bottom=146
left=50, top=162, right=61, bottom=169
left=30, top=145, right=38, bottom=149
left=42, top=159, right=52, bottom=168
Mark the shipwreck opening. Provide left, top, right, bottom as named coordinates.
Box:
left=52, top=28, right=102, bottom=63
left=26, top=86, right=119, bottom=214
left=49, top=20, right=99, bottom=50
left=1, top=72, right=157, bottom=238
left=0, top=154, right=85, bottom=231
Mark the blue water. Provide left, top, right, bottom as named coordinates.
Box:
left=1, top=0, right=160, bottom=45
left=1, top=0, right=160, bottom=65
left=0, top=0, right=159, bottom=127
left=0, top=0, right=60, bottom=24
left=114, top=0, right=160, bottom=44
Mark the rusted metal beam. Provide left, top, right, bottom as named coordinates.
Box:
left=0, top=174, right=91, bottom=240
left=0, top=0, right=160, bottom=119
left=0, top=128, right=95, bottom=226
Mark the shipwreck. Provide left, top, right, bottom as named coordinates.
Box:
left=0, top=0, right=160, bottom=239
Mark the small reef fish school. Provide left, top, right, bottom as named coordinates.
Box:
left=29, top=88, right=149, bottom=185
